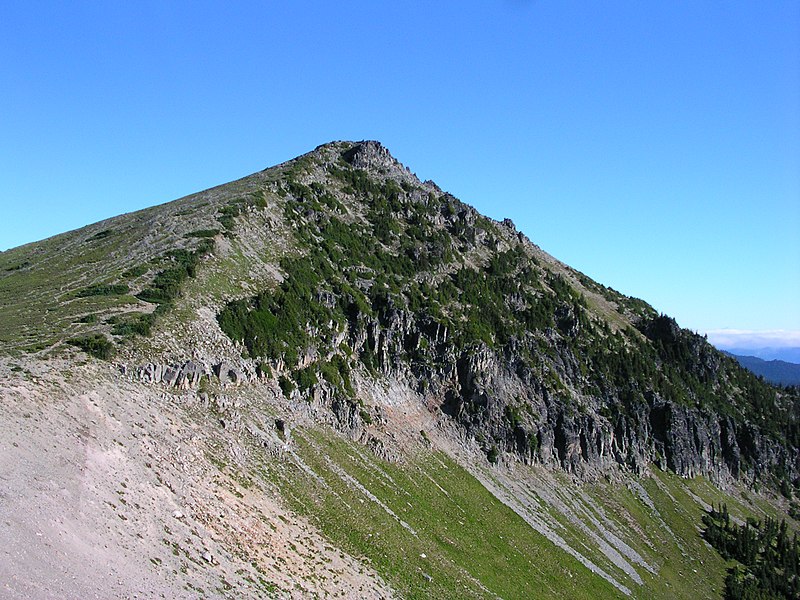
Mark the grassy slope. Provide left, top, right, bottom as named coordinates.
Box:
left=596, top=471, right=729, bottom=598
left=220, top=419, right=792, bottom=600
left=0, top=175, right=257, bottom=354
left=0, top=228, right=137, bottom=351
left=249, top=424, right=621, bottom=599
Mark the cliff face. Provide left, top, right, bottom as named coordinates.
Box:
left=276, top=283, right=796, bottom=486
left=207, top=140, right=798, bottom=490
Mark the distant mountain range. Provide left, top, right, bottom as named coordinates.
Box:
left=724, top=352, right=800, bottom=387
left=719, top=346, right=800, bottom=363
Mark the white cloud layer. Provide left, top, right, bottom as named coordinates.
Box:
left=704, top=329, right=800, bottom=349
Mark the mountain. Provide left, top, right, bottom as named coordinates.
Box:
left=1, top=141, right=797, bottom=599
left=725, top=352, right=800, bottom=387
left=720, top=347, right=800, bottom=364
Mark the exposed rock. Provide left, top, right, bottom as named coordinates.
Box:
left=176, top=360, right=205, bottom=389
left=291, top=294, right=797, bottom=485
left=134, top=360, right=250, bottom=389
left=342, top=141, right=397, bottom=172
left=213, top=361, right=249, bottom=386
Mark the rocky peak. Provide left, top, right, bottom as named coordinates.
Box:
left=340, top=140, right=412, bottom=176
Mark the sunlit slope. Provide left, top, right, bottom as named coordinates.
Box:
left=0, top=171, right=262, bottom=352
left=1, top=140, right=797, bottom=598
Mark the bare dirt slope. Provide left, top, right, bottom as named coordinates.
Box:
left=0, top=357, right=393, bottom=599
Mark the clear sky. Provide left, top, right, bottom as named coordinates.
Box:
left=1, top=1, right=798, bottom=345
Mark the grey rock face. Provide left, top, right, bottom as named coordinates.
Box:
left=342, top=141, right=396, bottom=171
left=213, top=361, right=249, bottom=386
left=176, top=360, right=205, bottom=388
left=309, top=298, right=798, bottom=486
left=134, top=359, right=250, bottom=388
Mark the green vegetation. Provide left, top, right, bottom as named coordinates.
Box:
left=77, top=283, right=130, bottom=297
left=218, top=255, right=330, bottom=369
left=122, top=264, right=149, bottom=279
left=185, top=229, right=220, bottom=239
left=4, top=260, right=30, bottom=272
left=218, top=203, right=243, bottom=233
left=237, top=423, right=791, bottom=599
left=319, top=356, right=354, bottom=397
left=109, top=239, right=215, bottom=338
left=67, top=334, right=115, bottom=360
left=110, top=311, right=159, bottom=337
left=293, top=365, right=318, bottom=392
left=703, top=504, right=799, bottom=599
left=278, top=375, right=295, bottom=398
left=601, top=468, right=730, bottom=598
left=87, top=229, right=113, bottom=241
left=136, top=241, right=213, bottom=305
left=253, top=425, right=620, bottom=599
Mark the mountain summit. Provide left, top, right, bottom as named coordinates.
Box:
left=1, top=141, right=797, bottom=599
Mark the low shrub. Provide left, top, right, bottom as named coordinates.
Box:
left=67, top=334, right=115, bottom=360
left=77, top=284, right=129, bottom=297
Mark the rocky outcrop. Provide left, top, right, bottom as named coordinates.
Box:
left=213, top=361, right=251, bottom=386
left=311, top=300, right=799, bottom=487
left=131, top=360, right=253, bottom=389
left=342, top=141, right=406, bottom=174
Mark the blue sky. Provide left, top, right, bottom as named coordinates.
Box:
left=1, top=1, right=798, bottom=345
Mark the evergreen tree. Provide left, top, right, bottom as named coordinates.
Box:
left=702, top=507, right=799, bottom=599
